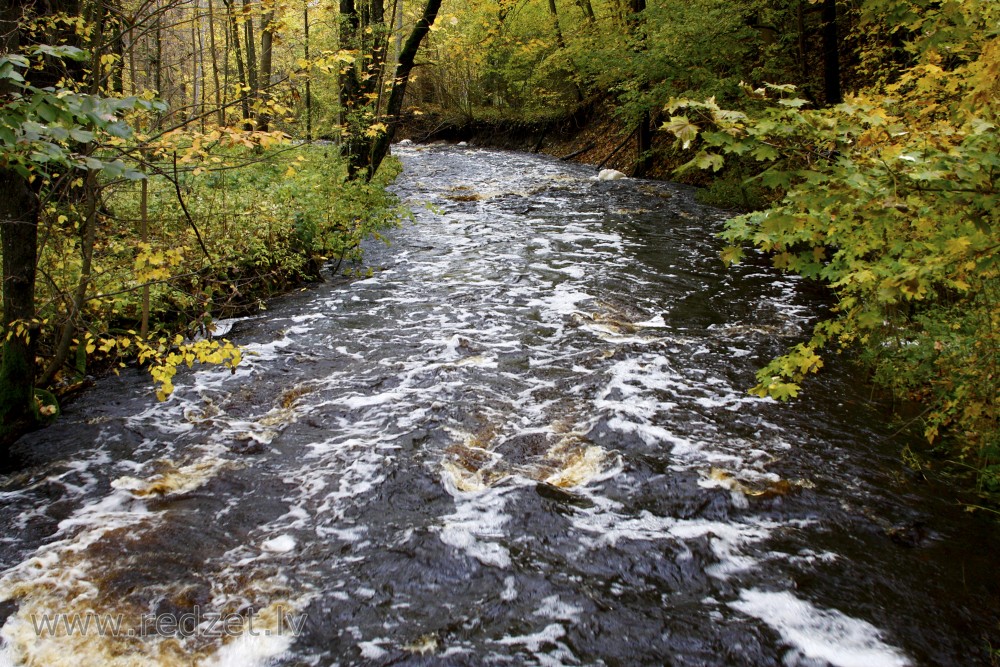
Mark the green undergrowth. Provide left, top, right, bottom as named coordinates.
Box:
left=104, top=143, right=404, bottom=325
left=694, top=166, right=772, bottom=211
left=5, top=141, right=405, bottom=400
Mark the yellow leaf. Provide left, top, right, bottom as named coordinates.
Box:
left=945, top=237, right=972, bottom=255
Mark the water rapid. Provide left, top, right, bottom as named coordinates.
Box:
left=0, top=145, right=997, bottom=666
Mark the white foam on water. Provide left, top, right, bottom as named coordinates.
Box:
left=0, top=148, right=899, bottom=667
left=634, top=314, right=667, bottom=328
left=527, top=285, right=595, bottom=316
left=0, top=497, right=153, bottom=666
left=358, top=639, right=390, bottom=659
left=493, top=621, right=583, bottom=666
left=501, top=577, right=518, bottom=602
left=260, top=535, right=296, bottom=554
left=199, top=632, right=292, bottom=667
left=533, top=595, right=583, bottom=622
left=569, top=492, right=778, bottom=580
left=290, top=312, right=326, bottom=323
left=110, top=457, right=232, bottom=499
left=496, top=623, right=566, bottom=651
left=437, top=478, right=516, bottom=569
left=0, top=451, right=115, bottom=538
left=729, top=589, right=911, bottom=667
left=784, top=549, right=839, bottom=567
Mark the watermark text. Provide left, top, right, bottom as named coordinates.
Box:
left=29, top=606, right=307, bottom=639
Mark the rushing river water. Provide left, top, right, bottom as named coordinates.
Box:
left=1, top=145, right=998, bottom=667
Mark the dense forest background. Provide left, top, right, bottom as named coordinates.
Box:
left=0, top=0, right=997, bottom=503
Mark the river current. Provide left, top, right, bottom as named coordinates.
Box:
left=0, top=145, right=997, bottom=666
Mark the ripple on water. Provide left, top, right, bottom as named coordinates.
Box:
left=0, top=145, right=993, bottom=666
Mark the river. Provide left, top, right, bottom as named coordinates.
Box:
left=0, top=145, right=997, bottom=666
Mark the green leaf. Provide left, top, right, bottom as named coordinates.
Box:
left=757, top=168, right=793, bottom=189
left=35, top=103, right=58, bottom=123
left=720, top=246, right=744, bottom=265
left=752, top=143, right=779, bottom=161
left=694, top=151, right=724, bottom=171
left=46, top=126, right=69, bottom=141
left=662, top=115, right=700, bottom=149
left=777, top=98, right=809, bottom=108
left=0, top=62, right=24, bottom=83
left=101, top=160, right=126, bottom=177
left=105, top=121, right=132, bottom=139
left=69, top=128, right=94, bottom=143
left=32, top=45, right=88, bottom=61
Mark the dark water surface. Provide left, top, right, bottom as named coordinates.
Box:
left=1, top=145, right=997, bottom=666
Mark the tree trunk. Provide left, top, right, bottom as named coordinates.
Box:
left=821, top=0, right=841, bottom=104
left=394, top=0, right=403, bottom=58
left=339, top=0, right=359, bottom=115
left=547, top=0, right=582, bottom=102
left=0, top=171, right=39, bottom=446
left=366, top=0, right=442, bottom=181
left=258, top=6, right=275, bottom=131
left=632, top=109, right=652, bottom=177
left=339, top=0, right=364, bottom=176
left=304, top=1, right=312, bottom=140
left=207, top=0, right=224, bottom=125
left=242, top=0, right=258, bottom=118
left=154, top=1, right=163, bottom=124
left=0, top=0, right=39, bottom=447
left=192, top=4, right=203, bottom=129
left=128, top=7, right=138, bottom=95
left=628, top=0, right=650, bottom=175
left=111, top=14, right=125, bottom=93
left=367, top=0, right=387, bottom=101
left=38, top=173, right=99, bottom=388
left=548, top=0, right=566, bottom=50
left=224, top=0, right=252, bottom=126
left=797, top=1, right=808, bottom=89
left=140, top=176, right=150, bottom=338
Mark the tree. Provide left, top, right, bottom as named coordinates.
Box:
left=0, top=1, right=165, bottom=447
left=821, top=0, right=841, bottom=104
left=258, top=1, right=276, bottom=131
left=664, top=0, right=999, bottom=487
left=366, top=0, right=442, bottom=179
left=339, top=0, right=442, bottom=180
left=223, top=0, right=252, bottom=125
left=0, top=1, right=63, bottom=445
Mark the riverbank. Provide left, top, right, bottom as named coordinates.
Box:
left=2, top=145, right=997, bottom=666
left=397, top=99, right=764, bottom=211
left=0, top=144, right=405, bottom=454
left=395, top=100, right=655, bottom=174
